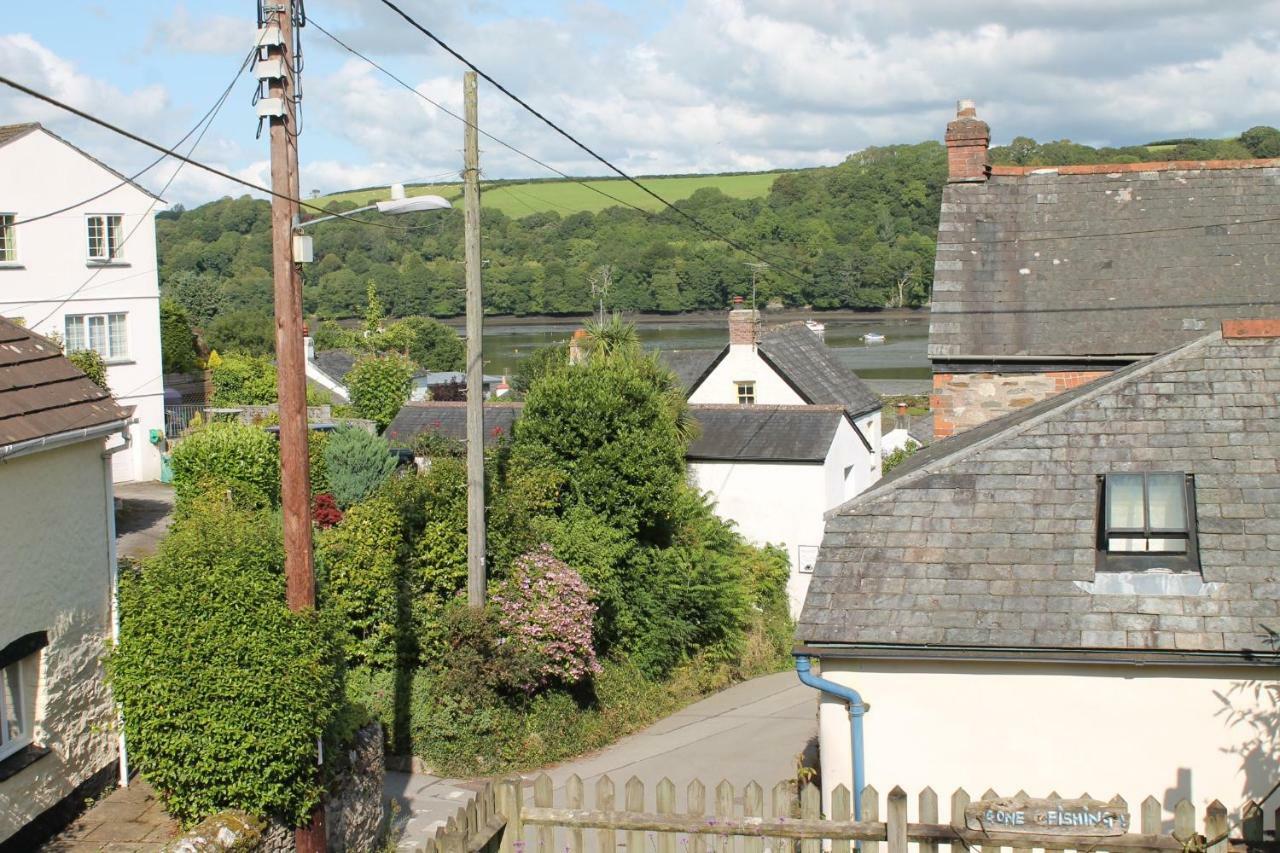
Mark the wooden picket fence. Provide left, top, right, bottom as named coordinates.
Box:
left=416, top=775, right=1277, bottom=853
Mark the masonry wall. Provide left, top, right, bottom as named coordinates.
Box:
left=0, top=440, right=116, bottom=844
left=931, top=369, right=1110, bottom=438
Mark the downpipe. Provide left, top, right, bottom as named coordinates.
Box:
left=102, top=427, right=132, bottom=787
left=794, top=654, right=867, bottom=821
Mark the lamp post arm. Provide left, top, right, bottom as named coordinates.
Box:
left=293, top=204, right=378, bottom=230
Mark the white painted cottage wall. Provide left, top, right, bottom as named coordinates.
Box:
left=688, top=343, right=806, bottom=406
left=810, top=657, right=1274, bottom=828
left=689, top=459, right=827, bottom=614
left=0, top=440, right=117, bottom=844
left=0, top=130, right=164, bottom=481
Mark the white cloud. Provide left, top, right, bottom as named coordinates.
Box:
left=147, top=5, right=254, bottom=56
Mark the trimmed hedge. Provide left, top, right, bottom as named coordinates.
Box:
left=170, top=421, right=280, bottom=509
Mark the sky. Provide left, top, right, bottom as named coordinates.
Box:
left=5, top=0, right=1280, bottom=207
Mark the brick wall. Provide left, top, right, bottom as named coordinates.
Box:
left=931, top=369, right=1111, bottom=438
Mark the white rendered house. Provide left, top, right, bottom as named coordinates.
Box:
left=669, top=309, right=883, bottom=614
left=0, top=123, right=165, bottom=482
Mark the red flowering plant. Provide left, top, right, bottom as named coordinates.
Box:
left=312, top=492, right=344, bottom=529
left=490, top=545, right=601, bottom=692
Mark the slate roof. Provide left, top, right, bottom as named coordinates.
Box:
left=0, top=317, right=130, bottom=446
left=757, top=324, right=882, bottom=417
left=312, top=349, right=359, bottom=386
left=931, top=161, right=1280, bottom=362
left=660, top=349, right=723, bottom=393
left=686, top=405, right=844, bottom=463
left=0, top=123, right=39, bottom=147
left=797, top=328, right=1280, bottom=662
left=384, top=402, right=523, bottom=449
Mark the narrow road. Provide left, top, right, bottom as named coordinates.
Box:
left=114, top=480, right=175, bottom=560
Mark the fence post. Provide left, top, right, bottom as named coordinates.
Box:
left=1173, top=799, right=1195, bottom=846
left=1242, top=800, right=1263, bottom=849
left=496, top=777, right=524, bottom=853
left=688, top=779, right=708, bottom=853
left=626, top=777, right=646, bottom=853
left=801, top=783, right=821, bottom=853
left=949, top=789, right=970, bottom=853
left=886, top=788, right=907, bottom=853
left=744, top=781, right=764, bottom=853
left=567, top=774, right=585, bottom=853
left=1205, top=800, right=1228, bottom=853
left=831, top=785, right=852, bottom=853
left=917, top=788, right=937, bottom=853
left=715, top=780, right=734, bottom=853
left=861, top=785, right=880, bottom=853
left=1140, top=794, right=1161, bottom=853
left=595, top=775, right=616, bottom=853
left=657, top=778, right=676, bottom=853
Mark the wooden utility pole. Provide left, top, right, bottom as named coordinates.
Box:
left=266, top=3, right=324, bottom=850
left=463, top=71, right=486, bottom=607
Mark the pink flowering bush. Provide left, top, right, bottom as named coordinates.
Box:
left=492, top=545, right=601, bottom=691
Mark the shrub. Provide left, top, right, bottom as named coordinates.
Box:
left=347, top=353, right=413, bottom=430
left=313, top=493, right=343, bottom=528
left=109, top=504, right=344, bottom=826
left=308, top=429, right=330, bottom=495
left=882, top=442, right=919, bottom=474
left=491, top=547, right=601, bottom=692
left=315, top=497, right=406, bottom=667
left=324, top=425, right=398, bottom=508
left=413, top=518, right=467, bottom=599
left=160, top=299, right=200, bottom=374
left=412, top=429, right=465, bottom=460
left=170, top=421, right=280, bottom=509
left=67, top=348, right=109, bottom=393
left=210, top=352, right=277, bottom=405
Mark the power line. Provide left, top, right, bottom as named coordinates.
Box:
left=371, top=0, right=818, bottom=288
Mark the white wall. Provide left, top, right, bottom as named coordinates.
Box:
left=690, top=459, right=827, bottom=614
left=689, top=343, right=806, bottom=406
left=0, top=440, right=117, bottom=844
left=0, top=130, right=164, bottom=481
left=811, top=656, right=1276, bottom=828
left=825, top=413, right=881, bottom=504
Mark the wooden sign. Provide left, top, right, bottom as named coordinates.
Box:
left=965, top=797, right=1131, bottom=836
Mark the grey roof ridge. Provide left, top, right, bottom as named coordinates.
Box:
left=823, top=330, right=1223, bottom=521
left=687, top=402, right=846, bottom=413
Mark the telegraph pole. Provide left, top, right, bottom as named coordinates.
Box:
left=463, top=71, right=486, bottom=607
left=265, top=2, right=324, bottom=850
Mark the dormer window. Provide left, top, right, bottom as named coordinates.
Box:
left=1097, top=472, right=1199, bottom=572
left=736, top=381, right=755, bottom=405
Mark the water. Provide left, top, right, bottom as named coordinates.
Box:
left=463, top=313, right=931, bottom=388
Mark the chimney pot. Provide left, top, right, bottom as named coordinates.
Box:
left=957, top=99, right=976, bottom=117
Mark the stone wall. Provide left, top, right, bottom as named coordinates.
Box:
left=930, top=369, right=1110, bottom=438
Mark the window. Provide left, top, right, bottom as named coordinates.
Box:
left=0, top=214, right=15, bottom=262
left=736, top=381, right=755, bottom=405
left=0, top=653, right=37, bottom=762
left=86, top=214, right=123, bottom=261
left=65, top=312, right=128, bottom=360
left=1097, top=472, right=1199, bottom=572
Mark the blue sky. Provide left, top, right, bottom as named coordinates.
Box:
left=6, top=1, right=1280, bottom=206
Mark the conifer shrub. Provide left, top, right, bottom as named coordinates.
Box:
left=109, top=504, right=344, bottom=827
left=323, top=425, right=397, bottom=508
left=170, top=421, right=280, bottom=509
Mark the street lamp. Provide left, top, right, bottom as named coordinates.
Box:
left=292, top=183, right=452, bottom=258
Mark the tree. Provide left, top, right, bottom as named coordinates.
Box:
left=206, top=310, right=275, bottom=356
left=382, top=316, right=464, bottom=371
left=160, top=300, right=200, bottom=374
left=346, top=353, right=413, bottom=430
left=210, top=352, right=277, bottom=405
left=1240, top=126, right=1280, bottom=158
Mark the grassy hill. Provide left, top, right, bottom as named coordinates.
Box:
left=317, top=171, right=784, bottom=218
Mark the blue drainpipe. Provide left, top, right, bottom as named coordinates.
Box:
left=794, top=654, right=867, bottom=821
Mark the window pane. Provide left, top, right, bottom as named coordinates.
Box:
left=0, top=214, right=14, bottom=261
left=1147, top=537, right=1188, bottom=553
left=87, top=216, right=103, bottom=258
left=1147, top=473, right=1186, bottom=530
left=107, top=215, right=123, bottom=258
left=2, top=662, right=21, bottom=743
left=65, top=316, right=86, bottom=352
left=108, top=313, right=127, bottom=359
left=1107, top=473, right=1146, bottom=530
left=1108, top=536, right=1147, bottom=552
left=88, top=315, right=107, bottom=357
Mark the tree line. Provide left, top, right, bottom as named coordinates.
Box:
left=157, top=127, right=1280, bottom=339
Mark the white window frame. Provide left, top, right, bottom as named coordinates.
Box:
left=1, top=655, right=36, bottom=762
left=0, top=213, right=16, bottom=263
left=65, top=312, right=129, bottom=361
left=736, top=380, right=756, bottom=405
left=85, top=213, right=124, bottom=262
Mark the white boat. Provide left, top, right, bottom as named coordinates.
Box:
left=804, top=319, right=826, bottom=340
left=863, top=332, right=886, bottom=343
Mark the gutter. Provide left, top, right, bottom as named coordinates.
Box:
left=794, top=655, right=867, bottom=820
left=795, top=643, right=1280, bottom=668
left=0, top=418, right=133, bottom=462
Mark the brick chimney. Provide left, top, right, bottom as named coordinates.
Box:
left=728, top=308, right=758, bottom=347
left=895, top=401, right=909, bottom=432
left=945, top=99, right=990, bottom=183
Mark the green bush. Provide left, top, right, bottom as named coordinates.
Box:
left=160, top=299, right=200, bottom=374
left=170, top=421, right=280, bottom=508
left=210, top=352, right=277, bottom=405
left=324, top=425, right=397, bottom=508
left=315, top=497, right=407, bottom=667
left=347, top=353, right=413, bottom=430
left=882, top=442, right=919, bottom=474
left=67, top=348, right=109, bottom=393
left=109, top=504, right=344, bottom=827
left=308, top=429, right=330, bottom=495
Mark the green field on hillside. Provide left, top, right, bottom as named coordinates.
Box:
left=317, top=171, right=783, bottom=218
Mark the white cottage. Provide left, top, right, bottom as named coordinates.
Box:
left=0, top=317, right=131, bottom=847
left=670, top=309, right=884, bottom=614
left=797, top=322, right=1280, bottom=830
left=0, top=123, right=165, bottom=482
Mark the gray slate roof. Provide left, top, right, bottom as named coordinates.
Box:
left=758, top=324, right=882, bottom=417
left=385, top=402, right=522, bottom=449
left=798, top=329, right=1280, bottom=662
left=0, top=317, right=130, bottom=445
left=660, top=349, right=723, bottom=393
left=312, top=349, right=359, bottom=385
left=931, top=162, right=1280, bottom=361
left=686, top=405, right=844, bottom=463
